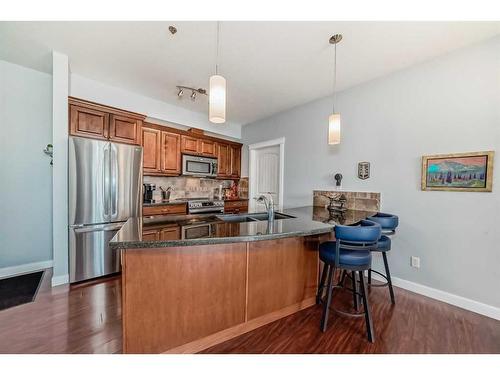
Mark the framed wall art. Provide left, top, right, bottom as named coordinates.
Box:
left=421, top=151, right=494, bottom=192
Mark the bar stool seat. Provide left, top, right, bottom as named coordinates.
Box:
left=375, top=235, right=391, bottom=252
left=320, top=243, right=371, bottom=267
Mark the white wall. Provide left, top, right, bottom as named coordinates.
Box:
left=242, top=36, right=500, bottom=309
left=51, top=52, right=69, bottom=286
left=0, top=60, right=53, bottom=271
left=70, top=74, right=242, bottom=139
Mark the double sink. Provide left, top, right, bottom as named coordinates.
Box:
left=216, top=212, right=296, bottom=223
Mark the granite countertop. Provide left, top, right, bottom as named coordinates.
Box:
left=110, top=206, right=376, bottom=250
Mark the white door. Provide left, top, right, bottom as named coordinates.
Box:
left=251, top=145, right=281, bottom=211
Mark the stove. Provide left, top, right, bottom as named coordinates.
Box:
left=187, top=198, right=224, bottom=214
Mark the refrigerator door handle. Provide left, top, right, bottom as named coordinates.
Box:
left=103, top=142, right=111, bottom=220
left=111, top=143, right=118, bottom=219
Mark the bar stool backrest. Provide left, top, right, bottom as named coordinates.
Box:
left=333, top=220, right=381, bottom=267
left=368, top=212, right=399, bottom=235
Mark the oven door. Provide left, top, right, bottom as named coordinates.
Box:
left=182, top=155, right=217, bottom=177
left=182, top=223, right=213, bottom=240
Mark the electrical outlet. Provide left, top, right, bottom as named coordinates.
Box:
left=411, top=256, right=420, bottom=269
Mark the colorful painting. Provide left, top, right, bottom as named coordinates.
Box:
left=421, top=151, right=494, bottom=192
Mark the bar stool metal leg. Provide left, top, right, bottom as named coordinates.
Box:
left=316, top=263, right=329, bottom=305
left=358, top=270, right=375, bottom=342
left=351, top=271, right=359, bottom=311
left=320, top=265, right=335, bottom=332
left=382, top=252, right=395, bottom=304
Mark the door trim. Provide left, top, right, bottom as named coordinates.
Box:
left=248, top=137, right=285, bottom=210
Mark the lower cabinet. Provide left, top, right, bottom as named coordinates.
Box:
left=224, top=200, right=248, bottom=214
left=142, top=204, right=187, bottom=216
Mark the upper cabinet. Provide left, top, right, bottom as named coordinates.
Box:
left=161, top=132, right=181, bottom=175
left=69, top=104, right=109, bottom=140
left=230, top=144, right=241, bottom=178
left=180, top=135, right=217, bottom=157
left=217, top=142, right=242, bottom=179
left=142, top=127, right=162, bottom=174
left=69, top=97, right=144, bottom=145
left=143, top=123, right=181, bottom=176
left=109, top=114, right=142, bottom=145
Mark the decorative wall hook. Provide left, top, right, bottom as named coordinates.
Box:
left=43, top=144, right=53, bottom=165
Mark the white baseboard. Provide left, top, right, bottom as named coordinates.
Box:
left=0, top=260, right=53, bottom=279
left=371, top=273, right=500, bottom=321
left=51, top=274, right=69, bottom=287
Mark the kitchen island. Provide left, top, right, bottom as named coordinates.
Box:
left=110, top=206, right=375, bottom=353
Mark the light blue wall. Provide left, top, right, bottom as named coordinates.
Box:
left=242, top=36, right=500, bottom=308
left=0, top=60, right=53, bottom=269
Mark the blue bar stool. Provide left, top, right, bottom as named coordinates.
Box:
left=316, top=220, right=381, bottom=342
left=367, top=212, right=399, bottom=304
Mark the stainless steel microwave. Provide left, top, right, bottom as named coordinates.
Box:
left=182, top=154, right=218, bottom=178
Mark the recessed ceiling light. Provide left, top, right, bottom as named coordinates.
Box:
left=168, top=26, right=177, bottom=35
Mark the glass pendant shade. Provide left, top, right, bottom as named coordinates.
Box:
left=328, top=113, right=341, bottom=145
left=209, top=75, right=226, bottom=124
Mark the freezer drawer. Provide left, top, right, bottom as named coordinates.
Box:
left=69, top=223, right=123, bottom=283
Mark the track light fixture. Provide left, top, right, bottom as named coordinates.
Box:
left=176, top=86, right=207, bottom=102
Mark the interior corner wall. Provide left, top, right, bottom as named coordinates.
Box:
left=0, top=60, right=53, bottom=274
left=241, top=36, right=500, bottom=309
left=51, top=51, right=69, bottom=286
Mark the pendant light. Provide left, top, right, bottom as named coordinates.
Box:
left=209, top=21, right=226, bottom=124
left=328, top=34, right=342, bottom=145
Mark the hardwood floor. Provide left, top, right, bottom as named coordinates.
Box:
left=0, top=269, right=499, bottom=354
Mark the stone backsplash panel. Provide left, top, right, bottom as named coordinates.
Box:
left=144, top=176, right=237, bottom=201
left=313, top=190, right=380, bottom=212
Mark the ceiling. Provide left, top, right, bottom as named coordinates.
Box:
left=1, top=21, right=500, bottom=125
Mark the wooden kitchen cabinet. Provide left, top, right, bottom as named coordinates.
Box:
left=142, top=124, right=181, bottom=176
left=199, top=139, right=216, bottom=157
left=181, top=136, right=217, bottom=157
left=180, top=135, right=199, bottom=155
left=142, top=127, right=162, bottom=174
left=69, top=104, right=109, bottom=141
left=69, top=97, right=145, bottom=145
left=161, top=132, right=181, bottom=175
left=230, top=145, right=241, bottom=178
left=217, top=142, right=231, bottom=177
left=142, top=203, right=187, bottom=216
left=224, top=200, right=248, bottom=214
left=109, top=114, right=142, bottom=145
left=217, top=142, right=241, bottom=179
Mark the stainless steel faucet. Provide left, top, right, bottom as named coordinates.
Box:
left=256, top=193, right=275, bottom=221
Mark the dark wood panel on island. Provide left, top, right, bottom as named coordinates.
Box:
left=120, top=236, right=321, bottom=353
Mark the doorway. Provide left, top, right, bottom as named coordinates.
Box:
left=248, top=137, right=285, bottom=211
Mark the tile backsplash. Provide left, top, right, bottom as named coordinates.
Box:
left=313, top=190, right=380, bottom=212
left=143, top=176, right=237, bottom=201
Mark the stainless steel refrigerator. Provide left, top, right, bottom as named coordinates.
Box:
left=68, top=136, right=142, bottom=283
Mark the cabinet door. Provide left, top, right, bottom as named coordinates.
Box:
left=109, top=115, right=142, bottom=145
left=161, top=132, right=181, bottom=175
left=217, top=143, right=231, bottom=177
left=180, top=135, right=200, bottom=155
left=69, top=104, right=109, bottom=140
left=199, top=139, right=216, bottom=157
left=230, top=145, right=242, bottom=178
left=142, top=229, right=160, bottom=241
left=142, top=127, right=161, bottom=174
left=160, top=226, right=181, bottom=241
